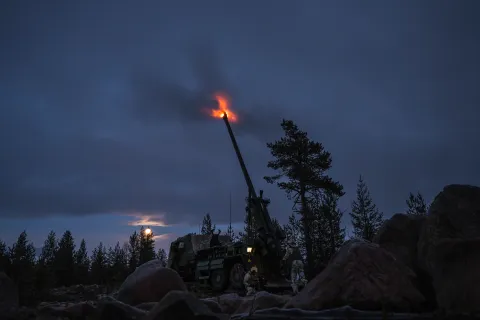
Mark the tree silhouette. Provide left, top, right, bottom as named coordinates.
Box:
left=406, top=192, right=428, bottom=215
left=264, top=119, right=343, bottom=277
left=350, top=175, right=384, bottom=241
left=201, top=213, right=216, bottom=235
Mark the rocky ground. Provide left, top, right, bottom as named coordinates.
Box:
left=1, top=183, right=480, bottom=320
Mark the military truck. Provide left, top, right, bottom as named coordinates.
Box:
left=168, top=112, right=297, bottom=292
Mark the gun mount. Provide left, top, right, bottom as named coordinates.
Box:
left=221, top=113, right=286, bottom=281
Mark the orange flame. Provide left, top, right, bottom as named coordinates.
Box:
left=210, top=93, right=238, bottom=122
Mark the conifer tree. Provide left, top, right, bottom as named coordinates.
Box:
left=9, top=231, right=36, bottom=305
left=54, top=230, right=76, bottom=286
left=90, top=242, right=108, bottom=285
left=201, top=213, right=216, bottom=235
left=406, top=192, right=428, bottom=215
left=138, top=227, right=156, bottom=265
left=36, top=231, right=58, bottom=292
left=350, top=175, right=384, bottom=241
left=156, top=248, right=168, bottom=267
left=264, top=119, right=343, bottom=277
left=74, top=239, right=90, bottom=284
left=0, top=239, right=10, bottom=273
left=317, top=191, right=345, bottom=260
left=127, top=231, right=140, bottom=273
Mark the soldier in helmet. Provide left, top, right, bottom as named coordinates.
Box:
left=243, top=266, right=259, bottom=296
left=283, top=241, right=307, bottom=295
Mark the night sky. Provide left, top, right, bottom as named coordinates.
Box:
left=1, top=1, right=479, bottom=252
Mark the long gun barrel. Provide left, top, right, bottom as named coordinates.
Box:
left=221, top=113, right=283, bottom=239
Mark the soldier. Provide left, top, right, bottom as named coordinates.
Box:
left=243, top=266, right=258, bottom=296
left=282, top=241, right=307, bottom=295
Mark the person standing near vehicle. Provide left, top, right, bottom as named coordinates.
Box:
left=283, top=241, right=307, bottom=295
left=243, top=266, right=258, bottom=296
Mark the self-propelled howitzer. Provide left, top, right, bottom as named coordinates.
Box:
left=221, top=113, right=286, bottom=280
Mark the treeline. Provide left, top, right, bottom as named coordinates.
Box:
left=199, top=119, right=430, bottom=279
left=0, top=227, right=167, bottom=306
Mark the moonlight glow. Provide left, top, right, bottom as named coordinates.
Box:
left=144, top=228, right=152, bottom=235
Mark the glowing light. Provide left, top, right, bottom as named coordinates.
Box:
left=209, top=93, right=238, bottom=122
left=247, top=247, right=253, bottom=253
left=144, top=228, right=152, bottom=235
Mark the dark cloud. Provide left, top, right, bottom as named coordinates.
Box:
left=0, top=0, right=479, bottom=230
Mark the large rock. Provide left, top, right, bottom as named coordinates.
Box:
left=37, top=301, right=97, bottom=319
left=234, top=291, right=290, bottom=315
left=373, top=213, right=435, bottom=309
left=0, top=272, right=18, bottom=316
left=145, top=290, right=224, bottom=320
left=417, top=184, right=480, bottom=316
left=212, top=293, right=244, bottom=314
left=285, top=239, right=425, bottom=312
left=117, top=260, right=187, bottom=305
left=96, top=298, right=147, bottom=320
left=373, top=213, right=425, bottom=270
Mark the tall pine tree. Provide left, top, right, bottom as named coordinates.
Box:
left=264, top=119, right=343, bottom=277
left=9, top=231, right=36, bottom=305
left=406, top=192, right=428, bottom=215
left=36, top=231, right=58, bottom=292
left=127, top=231, right=140, bottom=273
left=201, top=213, right=216, bottom=235
left=138, top=227, right=156, bottom=265
left=317, top=191, right=345, bottom=261
left=54, top=230, right=76, bottom=287
left=350, top=175, right=384, bottom=241
left=90, top=242, right=108, bottom=285
left=74, top=239, right=90, bottom=284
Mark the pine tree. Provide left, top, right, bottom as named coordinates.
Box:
left=74, top=239, right=90, bottom=284
left=138, top=227, right=156, bottom=266
left=201, top=213, right=216, bottom=235
left=283, top=213, right=304, bottom=252
left=36, top=231, right=58, bottom=292
left=54, top=230, right=76, bottom=287
left=264, top=119, right=344, bottom=277
left=156, top=248, right=168, bottom=267
left=9, top=231, right=36, bottom=305
left=90, top=242, right=108, bottom=285
left=226, top=224, right=236, bottom=241
left=318, top=191, right=345, bottom=260
left=0, top=240, right=10, bottom=273
left=107, top=242, right=128, bottom=287
left=406, top=192, right=428, bottom=215
left=350, top=175, right=384, bottom=241
left=127, top=231, right=140, bottom=273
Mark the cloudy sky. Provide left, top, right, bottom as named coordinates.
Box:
left=1, top=1, right=479, bottom=252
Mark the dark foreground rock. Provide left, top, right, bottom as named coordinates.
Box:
left=418, top=184, right=480, bottom=317
left=286, top=239, right=425, bottom=312
left=231, top=306, right=435, bottom=320
left=373, top=213, right=436, bottom=309
left=117, top=259, right=187, bottom=306
left=145, top=290, right=226, bottom=320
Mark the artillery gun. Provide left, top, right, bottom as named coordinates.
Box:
left=168, top=112, right=292, bottom=292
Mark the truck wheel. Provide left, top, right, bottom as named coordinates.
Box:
left=210, top=269, right=228, bottom=292
left=229, top=263, right=245, bottom=290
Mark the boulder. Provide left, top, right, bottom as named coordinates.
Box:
left=200, top=298, right=223, bottom=314
left=373, top=213, right=435, bottom=309
left=285, top=239, right=425, bottom=312
left=373, top=213, right=425, bottom=270
left=417, top=184, right=480, bottom=316
left=0, top=272, right=18, bottom=316
left=145, top=290, right=224, bottom=320
left=234, top=291, right=290, bottom=314
left=96, top=298, right=147, bottom=320
left=37, top=301, right=96, bottom=318
left=117, top=259, right=187, bottom=305
left=212, top=293, right=244, bottom=314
